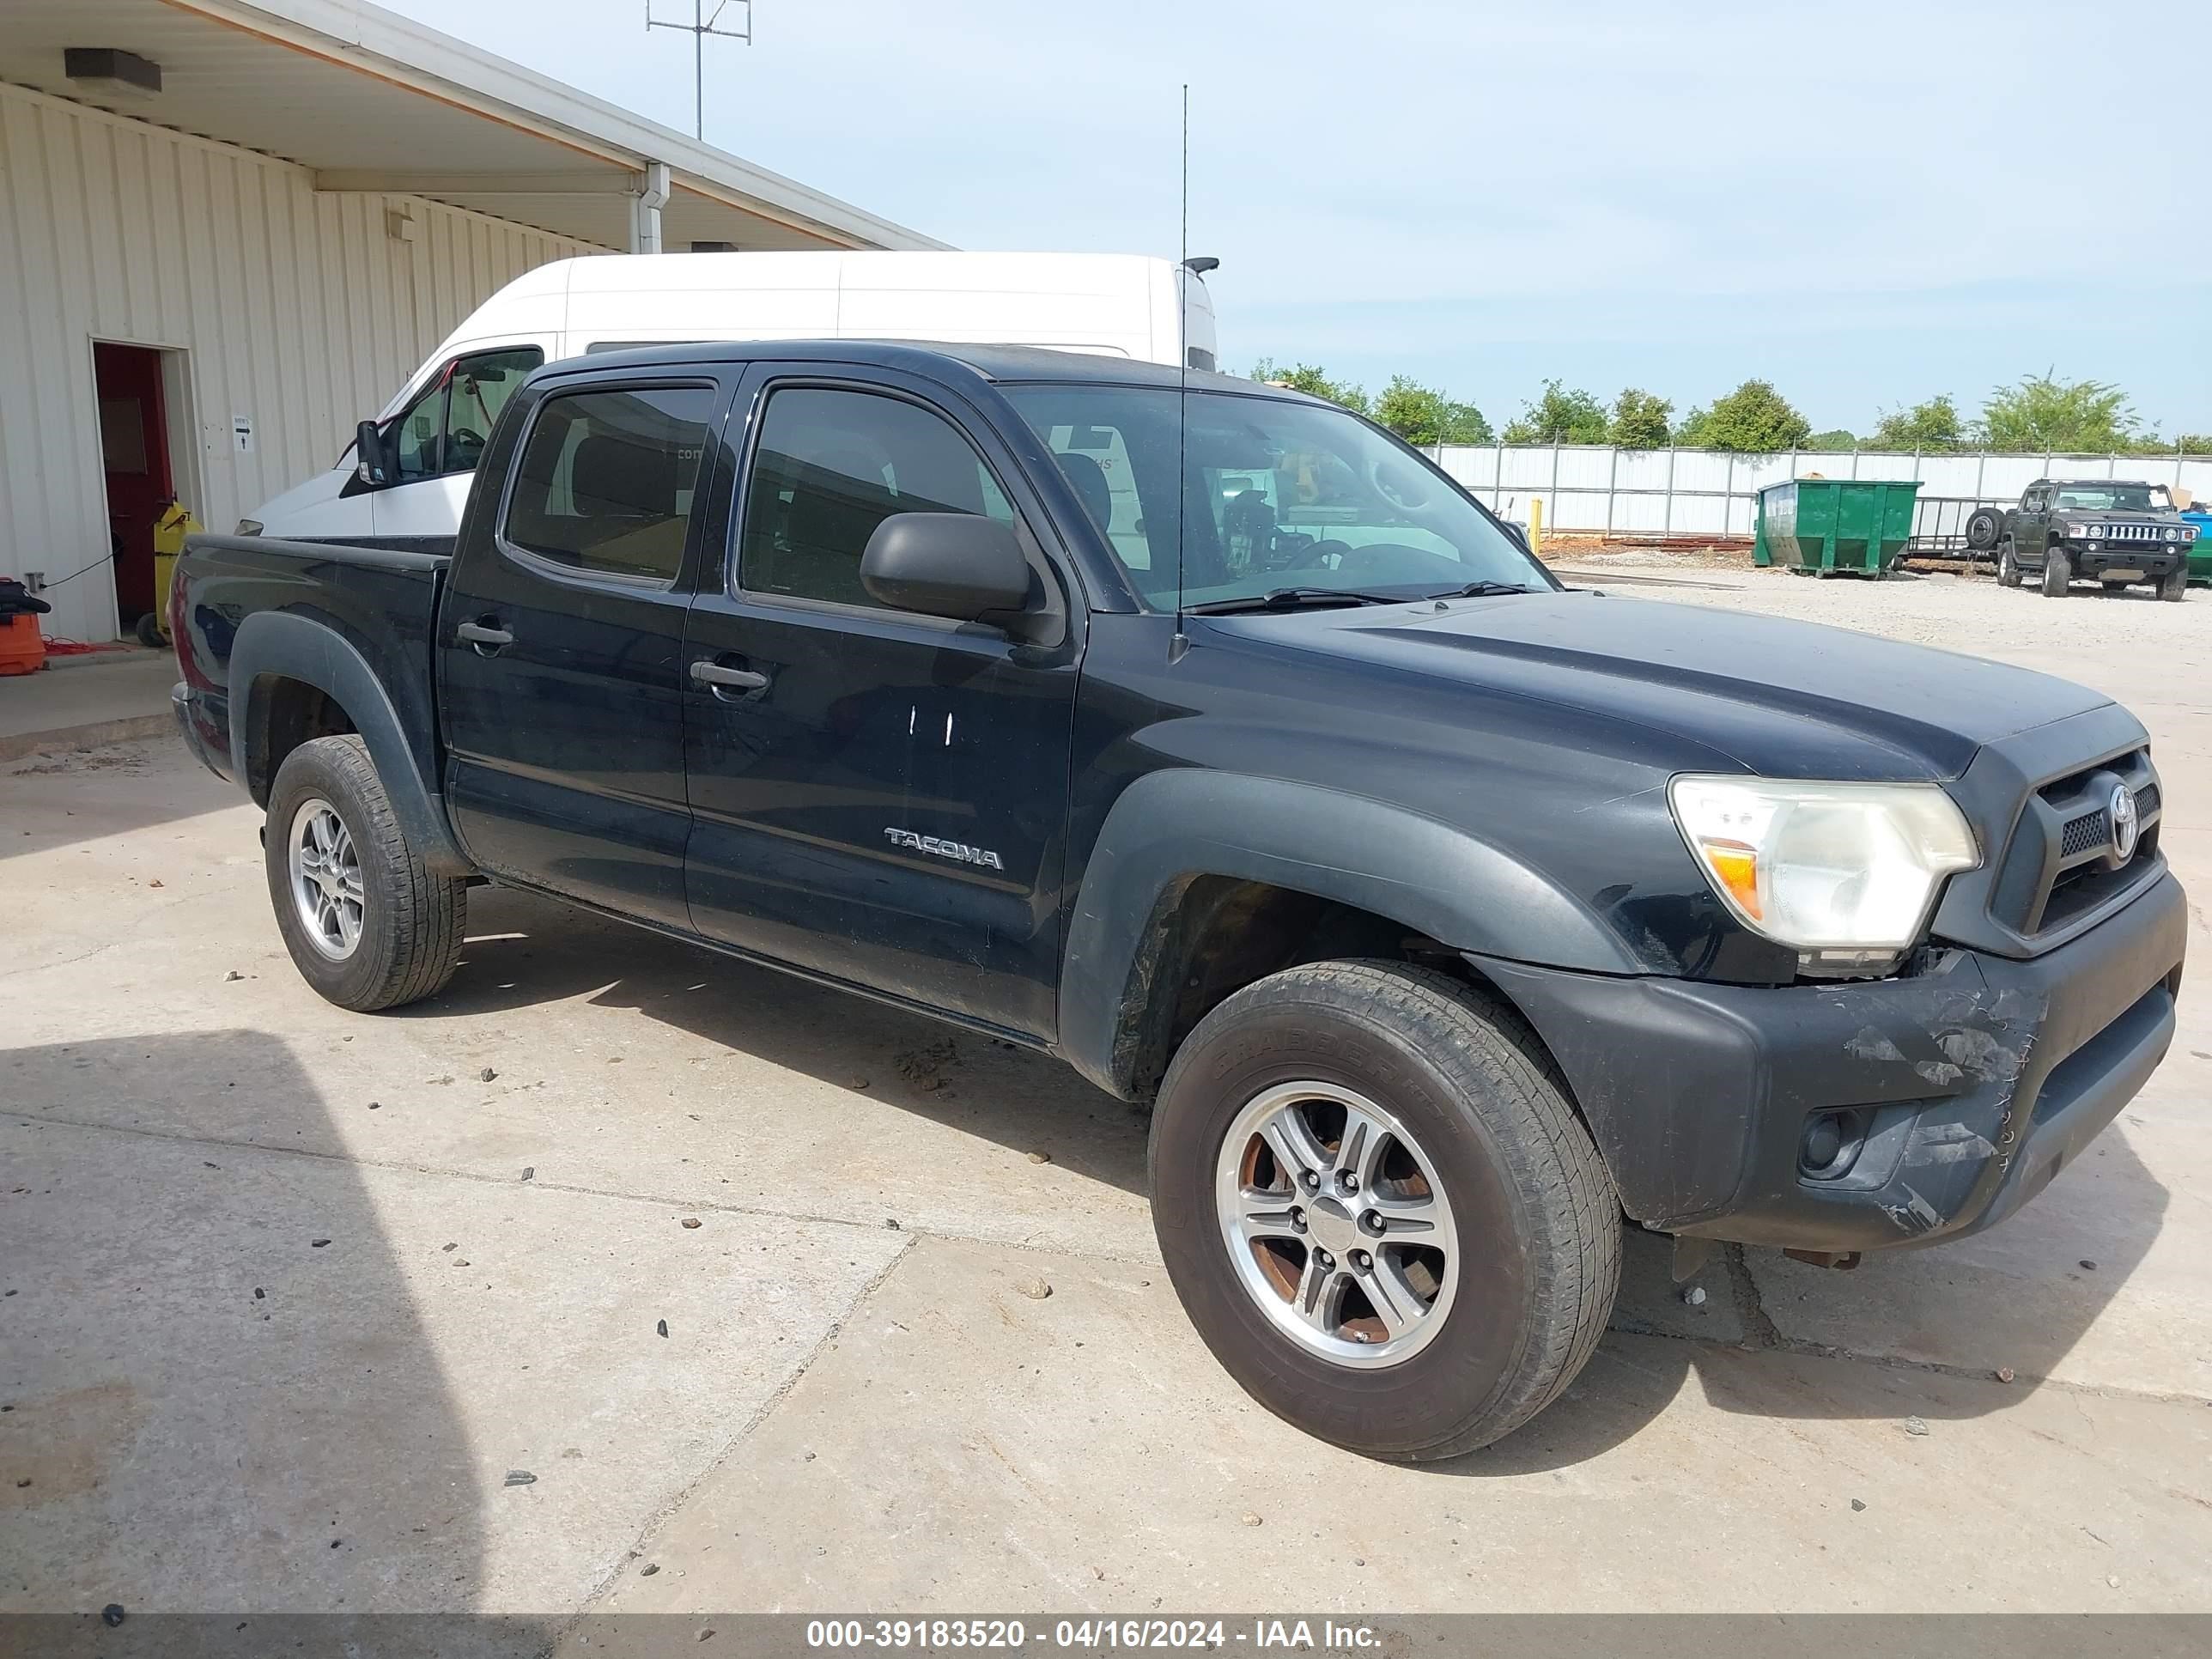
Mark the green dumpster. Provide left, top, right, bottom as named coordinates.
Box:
left=2184, top=512, right=2210, bottom=586
left=1753, top=478, right=1920, bottom=576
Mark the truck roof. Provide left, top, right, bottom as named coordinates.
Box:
left=546, top=337, right=1282, bottom=397
left=2038, top=477, right=2162, bottom=489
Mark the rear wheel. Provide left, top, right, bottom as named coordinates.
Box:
left=2160, top=565, right=2188, bottom=603
left=1997, top=540, right=2022, bottom=587
left=2041, top=548, right=2071, bottom=597
left=264, top=734, right=466, bottom=1012
left=1149, top=960, right=1620, bottom=1462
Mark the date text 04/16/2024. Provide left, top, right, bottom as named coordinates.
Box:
left=803, top=1619, right=1381, bottom=1650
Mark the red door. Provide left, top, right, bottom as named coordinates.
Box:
left=94, top=343, right=174, bottom=631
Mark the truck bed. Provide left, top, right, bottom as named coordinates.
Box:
left=171, top=533, right=450, bottom=804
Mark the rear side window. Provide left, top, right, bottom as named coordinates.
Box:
left=738, top=386, right=1015, bottom=610
left=502, top=385, right=716, bottom=584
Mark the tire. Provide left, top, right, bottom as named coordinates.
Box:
left=2041, top=548, right=2071, bottom=598
left=134, top=611, right=165, bottom=648
left=1965, top=507, right=2003, bottom=551
left=2160, top=565, right=2187, bottom=603
left=264, top=734, right=466, bottom=1012
left=1149, top=959, right=1620, bottom=1462
left=1997, top=540, right=2021, bottom=587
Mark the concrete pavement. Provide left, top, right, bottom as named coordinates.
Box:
left=3, top=572, right=2209, bottom=1625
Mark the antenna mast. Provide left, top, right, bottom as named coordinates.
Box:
left=647, top=1, right=753, bottom=142
left=1172, top=83, right=1190, bottom=656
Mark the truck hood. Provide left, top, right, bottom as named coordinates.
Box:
left=1211, top=589, right=2112, bottom=781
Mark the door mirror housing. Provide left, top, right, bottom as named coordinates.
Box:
left=354, top=419, right=392, bottom=489
left=860, top=513, right=1031, bottom=625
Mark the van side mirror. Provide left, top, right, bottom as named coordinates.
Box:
left=860, top=513, right=1031, bottom=624
left=355, top=420, right=392, bottom=488
left=1502, top=520, right=1532, bottom=554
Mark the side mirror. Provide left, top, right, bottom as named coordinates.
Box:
left=1502, top=520, right=1533, bottom=554
left=860, top=513, right=1031, bottom=624
left=355, top=420, right=392, bottom=488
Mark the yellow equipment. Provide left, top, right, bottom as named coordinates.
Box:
left=140, top=501, right=200, bottom=647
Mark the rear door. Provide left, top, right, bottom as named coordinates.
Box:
left=439, top=365, right=733, bottom=928
left=680, top=367, right=1081, bottom=1038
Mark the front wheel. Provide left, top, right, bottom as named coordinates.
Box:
left=2041, top=548, right=2071, bottom=597
left=2160, top=565, right=2188, bottom=603
left=264, top=734, right=467, bottom=1011
left=1149, top=960, right=1620, bottom=1462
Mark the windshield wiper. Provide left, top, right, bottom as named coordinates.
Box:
left=1184, top=587, right=1409, bottom=615
left=1431, top=580, right=1542, bottom=599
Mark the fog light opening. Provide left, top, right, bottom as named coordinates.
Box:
left=1799, top=1108, right=1869, bottom=1182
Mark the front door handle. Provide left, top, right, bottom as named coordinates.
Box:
left=455, top=620, right=513, bottom=653
left=690, top=659, right=769, bottom=693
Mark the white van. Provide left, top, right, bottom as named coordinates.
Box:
left=246, top=251, right=1219, bottom=546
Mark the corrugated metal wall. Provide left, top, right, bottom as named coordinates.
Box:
left=0, top=81, right=606, bottom=643
left=1439, top=443, right=2212, bottom=538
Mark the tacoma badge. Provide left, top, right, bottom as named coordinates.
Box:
left=884, top=828, right=1005, bottom=871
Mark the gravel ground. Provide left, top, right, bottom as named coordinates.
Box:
left=1559, top=560, right=2212, bottom=689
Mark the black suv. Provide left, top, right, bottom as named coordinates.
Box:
left=1996, top=477, right=2196, bottom=599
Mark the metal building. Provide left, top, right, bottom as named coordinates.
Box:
left=0, top=0, right=940, bottom=647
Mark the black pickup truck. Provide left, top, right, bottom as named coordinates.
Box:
left=1990, top=477, right=2197, bottom=599
left=172, top=343, right=2187, bottom=1462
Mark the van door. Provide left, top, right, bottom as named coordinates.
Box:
left=438, top=366, right=732, bottom=927
left=362, top=343, right=544, bottom=549
left=680, top=368, right=1081, bottom=1038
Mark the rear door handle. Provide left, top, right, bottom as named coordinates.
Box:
left=690, top=659, right=769, bottom=692
left=455, top=620, right=513, bottom=650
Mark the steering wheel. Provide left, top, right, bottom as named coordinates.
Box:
left=449, top=426, right=488, bottom=455
left=1367, top=456, right=1431, bottom=512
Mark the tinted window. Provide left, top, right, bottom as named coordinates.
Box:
left=739, top=386, right=1014, bottom=610
left=502, top=385, right=716, bottom=584
left=390, top=346, right=543, bottom=481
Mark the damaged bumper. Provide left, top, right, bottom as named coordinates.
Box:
left=1474, top=871, right=2187, bottom=1253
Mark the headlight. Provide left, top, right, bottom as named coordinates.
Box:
left=2166, top=528, right=2179, bottom=542
left=1669, top=776, right=1980, bottom=970
left=2059, top=520, right=2094, bottom=539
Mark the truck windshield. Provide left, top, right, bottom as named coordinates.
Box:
left=2054, top=483, right=2171, bottom=513
left=1004, top=385, right=1550, bottom=610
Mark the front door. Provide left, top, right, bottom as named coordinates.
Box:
left=93, top=343, right=174, bottom=633
left=681, top=371, right=1081, bottom=1039
left=368, top=343, right=544, bottom=550
left=439, top=368, right=730, bottom=929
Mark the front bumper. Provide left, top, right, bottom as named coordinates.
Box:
left=1474, top=870, right=2186, bottom=1253
left=2063, top=539, right=2186, bottom=579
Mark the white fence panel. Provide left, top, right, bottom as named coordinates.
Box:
left=1432, top=441, right=2212, bottom=542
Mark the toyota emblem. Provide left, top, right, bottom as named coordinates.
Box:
left=2109, top=783, right=2139, bottom=862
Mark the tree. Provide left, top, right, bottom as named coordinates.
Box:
left=1250, top=357, right=1368, bottom=416
left=1501, top=379, right=1607, bottom=445
left=1804, top=429, right=1859, bottom=453
left=1982, top=371, right=2139, bottom=454
left=1673, top=380, right=1811, bottom=453
left=1607, top=387, right=1673, bottom=449
left=1371, top=375, right=1492, bottom=447
left=1869, top=394, right=1966, bottom=452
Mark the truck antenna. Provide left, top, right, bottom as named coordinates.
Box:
left=1172, top=82, right=1190, bottom=659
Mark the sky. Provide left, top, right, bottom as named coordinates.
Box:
left=376, top=0, right=2209, bottom=440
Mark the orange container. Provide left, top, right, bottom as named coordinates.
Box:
left=0, top=611, right=46, bottom=675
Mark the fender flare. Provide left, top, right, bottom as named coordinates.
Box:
left=227, top=610, right=471, bottom=877
left=1056, top=769, right=1644, bottom=1097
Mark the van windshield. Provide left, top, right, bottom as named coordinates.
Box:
left=1004, top=385, right=1547, bottom=610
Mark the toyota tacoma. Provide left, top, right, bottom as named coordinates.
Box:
left=171, top=343, right=2187, bottom=1461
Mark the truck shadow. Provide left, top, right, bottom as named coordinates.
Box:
left=416, top=884, right=1151, bottom=1197
left=1465, top=1125, right=2168, bottom=1473
left=0, top=1033, right=544, bottom=1651
left=420, top=887, right=2167, bottom=1471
